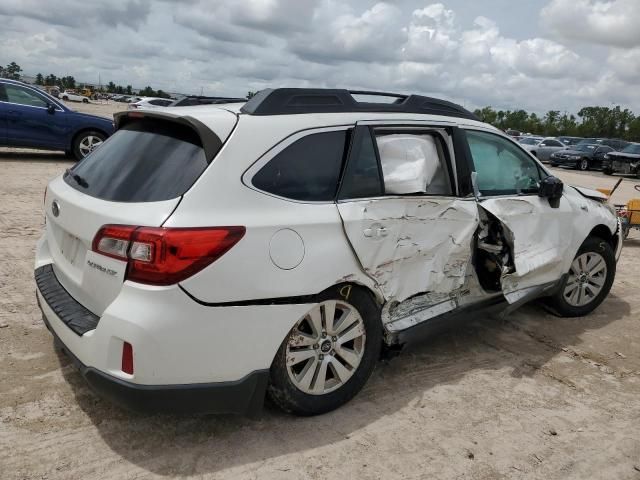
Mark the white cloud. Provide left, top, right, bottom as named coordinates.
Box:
left=542, top=0, right=640, bottom=48
left=0, top=1, right=639, bottom=113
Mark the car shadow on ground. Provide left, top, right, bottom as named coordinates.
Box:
left=54, top=292, right=631, bottom=476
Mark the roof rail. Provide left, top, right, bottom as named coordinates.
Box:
left=240, top=88, right=479, bottom=120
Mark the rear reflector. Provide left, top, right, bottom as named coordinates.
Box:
left=122, top=341, right=134, bottom=374
left=92, top=225, right=246, bottom=285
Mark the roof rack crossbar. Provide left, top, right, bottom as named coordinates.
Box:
left=240, top=88, right=478, bottom=120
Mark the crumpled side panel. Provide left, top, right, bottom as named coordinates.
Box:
left=480, top=188, right=618, bottom=297
left=338, top=198, right=479, bottom=303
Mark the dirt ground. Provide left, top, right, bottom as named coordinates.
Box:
left=1, top=103, right=640, bottom=479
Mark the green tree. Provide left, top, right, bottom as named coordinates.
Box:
left=126, top=85, right=132, bottom=95
left=5, top=62, right=22, bottom=80
left=247, top=91, right=257, bottom=99
left=35, top=73, right=44, bottom=85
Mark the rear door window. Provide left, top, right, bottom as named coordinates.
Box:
left=252, top=130, right=349, bottom=201
left=65, top=119, right=208, bottom=202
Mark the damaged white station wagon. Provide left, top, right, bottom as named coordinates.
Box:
left=35, top=89, right=623, bottom=416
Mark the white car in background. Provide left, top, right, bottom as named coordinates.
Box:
left=36, top=88, right=622, bottom=417
left=60, top=90, right=90, bottom=103
left=128, top=97, right=174, bottom=110
left=521, top=137, right=568, bottom=162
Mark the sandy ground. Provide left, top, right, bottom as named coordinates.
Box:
left=1, top=103, right=640, bottom=479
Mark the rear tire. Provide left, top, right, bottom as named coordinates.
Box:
left=547, top=237, right=615, bottom=317
left=603, top=168, right=613, bottom=175
left=268, top=285, right=381, bottom=415
left=72, top=130, right=105, bottom=160
left=82, top=98, right=89, bottom=104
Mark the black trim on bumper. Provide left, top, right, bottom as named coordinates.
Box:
left=35, top=264, right=99, bottom=335
left=38, top=296, right=269, bottom=417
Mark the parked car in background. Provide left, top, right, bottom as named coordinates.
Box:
left=170, top=95, right=247, bottom=107
left=557, top=136, right=583, bottom=146
left=128, top=97, right=174, bottom=110
left=602, top=143, right=640, bottom=177
left=505, top=129, right=521, bottom=137
left=35, top=88, right=622, bottom=416
left=0, top=79, right=114, bottom=160
left=549, top=143, right=614, bottom=171
left=523, top=137, right=567, bottom=162
left=60, top=90, right=90, bottom=103
left=518, top=136, right=543, bottom=146
left=576, top=138, right=629, bottom=151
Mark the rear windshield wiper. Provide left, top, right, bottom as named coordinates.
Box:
left=65, top=168, right=89, bottom=188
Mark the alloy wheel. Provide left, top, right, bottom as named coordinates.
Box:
left=286, top=300, right=366, bottom=395
left=78, top=135, right=103, bottom=157
left=563, top=252, right=607, bottom=307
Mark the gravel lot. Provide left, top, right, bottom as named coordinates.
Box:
left=1, top=102, right=640, bottom=480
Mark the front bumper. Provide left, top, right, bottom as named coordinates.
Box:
left=550, top=157, right=579, bottom=168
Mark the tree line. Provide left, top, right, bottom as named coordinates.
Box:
left=474, top=106, right=640, bottom=142
left=3, top=60, right=639, bottom=140
left=2, top=61, right=171, bottom=98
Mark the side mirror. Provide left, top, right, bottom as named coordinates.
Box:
left=538, top=175, right=564, bottom=208
left=46, top=103, right=56, bottom=114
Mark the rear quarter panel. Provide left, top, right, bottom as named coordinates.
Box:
left=168, top=116, right=381, bottom=303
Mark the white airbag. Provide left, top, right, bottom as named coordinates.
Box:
left=377, top=134, right=440, bottom=194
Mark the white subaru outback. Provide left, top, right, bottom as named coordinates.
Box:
left=35, top=89, right=623, bottom=416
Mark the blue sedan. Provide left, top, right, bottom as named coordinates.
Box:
left=0, top=79, right=114, bottom=159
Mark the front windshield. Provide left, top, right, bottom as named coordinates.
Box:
left=519, top=137, right=541, bottom=145
left=576, top=138, right=599, bottom=145
left=621, top=144, right=640, bottom=154
left=574, top=144, right=596, bottom=152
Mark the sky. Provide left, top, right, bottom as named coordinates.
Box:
left=1, top=0, right=639, bottom=114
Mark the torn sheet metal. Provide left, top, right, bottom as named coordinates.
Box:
left=479, top=196, right=574, bottom=298
left=480, top=187, right=618, bottom=301
left=337, top=197, right=479, bottom=308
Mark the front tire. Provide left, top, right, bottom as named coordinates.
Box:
left=72, top=130, right=105, bottom=160
left=547, top=237, right=615, bottom=317
left=268, top=285, right=381, bottom=415
left=578, top=158, right=590, bottom=171
left=603, top=168, right=613, bottom=175
left=82, top=98, right=89, bottom=103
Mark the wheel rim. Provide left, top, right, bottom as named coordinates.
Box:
left=563, top=252, right=607, bottom=307
left=286, top=300, right=366, bottom=395
left=78, top=135, right=103, bottom=157
left=580, top=159, right=588, bottom=170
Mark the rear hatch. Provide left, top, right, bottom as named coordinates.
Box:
left=44, top=109, right=237, bottom=316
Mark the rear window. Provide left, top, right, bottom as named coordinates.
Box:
left=252, top=130, right=349, bottom=201
left=65, top=119, right=208, bottom=202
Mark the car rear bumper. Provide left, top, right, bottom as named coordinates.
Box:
left=35, top=233, right=313, bottom=414
left=39, top=307, right=269, bottom=415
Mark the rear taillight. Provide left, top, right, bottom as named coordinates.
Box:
left=92, top=225, right=245, bottom=285
left=122, top=342, right=134, bottom=374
